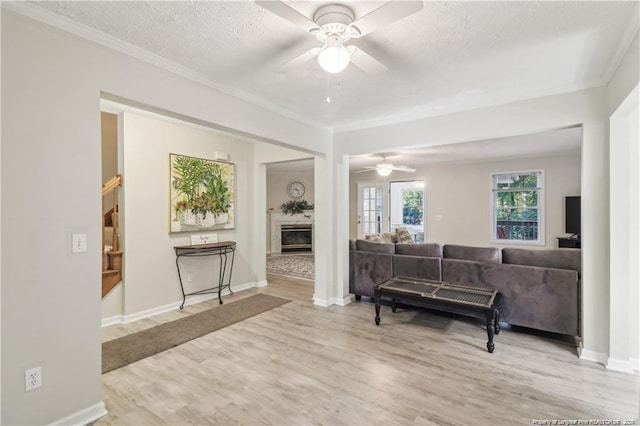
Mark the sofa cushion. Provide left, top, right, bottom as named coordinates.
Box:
left=443, top=244, right=502, bottom=264
left=355, top=239, right=396, bottom=254
left=350, top=251, right=393, bottom=298
left=442, top=259, right=579, bottom=336
left=393, top=255, right=442, bottom=281
left=395, top=227, right=414, bottom=244
left=395, top=243, right=443, bottom=258
left=502, top=248, right=581, bottom=276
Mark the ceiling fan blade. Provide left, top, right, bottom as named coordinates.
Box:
left=349, top=47, right=388, bottom=74
left=256, top=1, right=319, bottom=33
left=350, top=1, right=424, bottom=37
left=392, top=165, right=416, bottom=173
left=354, top=167, right=376, bottom=174
left=278, top=47, right=321, bottom=72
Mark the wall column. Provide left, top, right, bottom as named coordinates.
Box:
left=607, top=85, right=639, bottom=373
left=335, top=153, right=352, bottom=305
left=254, top=163, right=268, bottom=286
left=580, top=120, right=610, bottom=363
left=313, top=155, right=332, bottom=305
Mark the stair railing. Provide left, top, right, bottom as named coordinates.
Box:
left=102, top=174, right=122, bottom=253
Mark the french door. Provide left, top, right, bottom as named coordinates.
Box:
left=389, top=180, right=425, bottom=242
left=357, top=183, right=388, bottom=238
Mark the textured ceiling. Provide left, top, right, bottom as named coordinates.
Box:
left=28, top=1, right=639, bottom=130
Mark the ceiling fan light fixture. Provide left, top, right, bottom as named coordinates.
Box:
left=318, top=35, right=350, bottom=73
left=377, top=164, right=393, bottom=176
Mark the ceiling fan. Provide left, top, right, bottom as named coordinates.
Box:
left=256, top=1, right=424, bottom=74
left=355, top=154, right=416, bottom=176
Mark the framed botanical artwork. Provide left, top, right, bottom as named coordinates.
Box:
left=169, top=153, right=235, bottom=233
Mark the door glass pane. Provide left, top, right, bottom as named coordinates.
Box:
left=389, top=181, right=425, bottom=242
left=361, top=185, right=383, bottom=237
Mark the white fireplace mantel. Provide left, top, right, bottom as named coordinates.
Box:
left=269, top=210, right=314, bottom=253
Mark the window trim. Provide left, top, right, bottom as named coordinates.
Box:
left=490, top=169, right=545, bottom=246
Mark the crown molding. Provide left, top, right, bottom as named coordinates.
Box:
left=2, top=2, right=330, bottom=132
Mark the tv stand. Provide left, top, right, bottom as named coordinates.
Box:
left=557, top=237, right=581, bottom=249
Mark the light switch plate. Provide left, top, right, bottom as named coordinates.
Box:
left=72, top=233, right=87, bottom=253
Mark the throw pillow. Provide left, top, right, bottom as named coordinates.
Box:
left=365, top=233, right=383, bottom=242
left=395, top=227, right=414, bottom=244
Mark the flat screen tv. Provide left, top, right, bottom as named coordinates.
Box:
left=565, top=196, right=581, bottom=237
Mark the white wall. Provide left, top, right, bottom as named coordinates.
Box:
left=349, top=152, right=581, bottom=249
left=0, top=10, right=330, bottom=425
left=121, top=112, right=257, bottom=315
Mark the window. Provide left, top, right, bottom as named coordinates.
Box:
left=492, top=171, right=543, bottom=243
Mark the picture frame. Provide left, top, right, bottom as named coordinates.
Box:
left=169, top=153, right=235, bottom=233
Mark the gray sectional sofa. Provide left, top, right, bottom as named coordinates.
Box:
left=349, top=239, right=581, bottom=337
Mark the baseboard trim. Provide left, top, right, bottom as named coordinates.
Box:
left=102, top=281, right=258, bottom=327
left=102, top=314, right=124, bottom=327
left=312, top=295, right=352, bottom=307
left=335, top=295, right=353, bottom=306
left=606, top=357, right=636, bottom=374
left=312, top=296, right=331, bottom=307
left=579, top=348, right=608, bottom=365
left=48, top=401, right=107, bottom=426
left=631, top=358, right=640, bottom=372
left=256, top=280, right=269, bottom=287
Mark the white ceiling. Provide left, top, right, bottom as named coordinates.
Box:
left=27, top=1, right=639, bottom=131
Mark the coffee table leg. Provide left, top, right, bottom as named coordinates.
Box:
left=391, top=299, right=397, bottom=313
left=374, top=289, right=381, bottom=325
left=494, top=308, right=500, bottom=334
left=486, top=308, right=496, bottom=353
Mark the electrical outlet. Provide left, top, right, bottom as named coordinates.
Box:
left=187, top=273, right=193, bottom=282
left=25, top=366, right=42, bottom=392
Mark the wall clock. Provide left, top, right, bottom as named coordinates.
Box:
left=287, top=181, right=305, bottom=199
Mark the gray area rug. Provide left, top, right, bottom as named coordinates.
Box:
left=266, top=254, right=314, bottom=280
left=102, top=293, right=290, bottom=373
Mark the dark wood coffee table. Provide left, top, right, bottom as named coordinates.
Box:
left=374, top=276, right=501, bottom=353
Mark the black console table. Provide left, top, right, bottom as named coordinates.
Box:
left=174, top=241, right=236, bottom=308
left=557, top=237, right=581, bottom=248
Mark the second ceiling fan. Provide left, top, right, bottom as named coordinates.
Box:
left=355, top=154, right=416, bottom=176
left=256, top=1, right=423, bottom=74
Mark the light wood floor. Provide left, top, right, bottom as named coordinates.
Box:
left=96, top=275, right=640, bottom=425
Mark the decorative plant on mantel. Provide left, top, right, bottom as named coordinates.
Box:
left=281, top=199, right=314, bottom=215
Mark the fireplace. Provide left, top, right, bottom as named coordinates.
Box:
left=281, top=224, right=313, bottom=252
left=269, top=211, right=314, bottom=253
